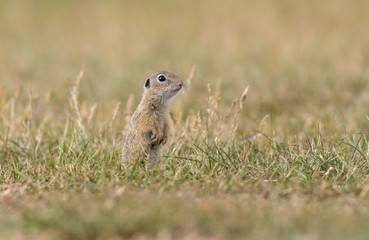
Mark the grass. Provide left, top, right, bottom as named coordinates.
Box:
left=1, top=0, right=369, bottom=239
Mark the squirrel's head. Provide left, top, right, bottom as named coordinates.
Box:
left=144, top=71, right=184, bottom=105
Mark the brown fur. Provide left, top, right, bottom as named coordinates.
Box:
left=121, top=71, right=183, bottom=165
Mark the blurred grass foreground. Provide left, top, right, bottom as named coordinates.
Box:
left=0, top=0, right=369, bottom=239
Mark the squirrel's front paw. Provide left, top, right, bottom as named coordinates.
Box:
left=149, top=130, right=161, bottom=145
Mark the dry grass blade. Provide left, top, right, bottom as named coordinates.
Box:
left=87, top=103, right=98, bottom=125
left=24, top=85, right=34, bottom=149
left=185, top=64, right=197, bottom=89
left=70, top=69, right=87, bottom=138
left=239, top=86, right=249, bottom=110
left=112, top=102, right=121, bottom=124
left=124, top=94, right=134, bottom=126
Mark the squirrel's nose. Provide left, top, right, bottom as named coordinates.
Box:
left=178, top=81, right=183, bottom=87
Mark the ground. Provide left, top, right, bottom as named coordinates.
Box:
left=0, top=0, right=369, bottom=239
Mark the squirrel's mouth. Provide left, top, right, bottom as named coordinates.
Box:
left=172, top=86, right=182, bottom=92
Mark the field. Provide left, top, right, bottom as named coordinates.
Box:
left=1, top=0, right=369, bottom=239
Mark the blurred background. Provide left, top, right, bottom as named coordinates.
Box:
left=0, top=0, right=368, bottom=135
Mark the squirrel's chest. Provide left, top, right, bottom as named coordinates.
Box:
left=132, top=111, right=166, bottom=129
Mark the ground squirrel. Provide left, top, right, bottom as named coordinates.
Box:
left=121, top=71, right=184, bottom=165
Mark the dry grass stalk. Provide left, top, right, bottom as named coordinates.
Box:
left=110, top=102, right=122, bottom=146
left=124, top=94, right=134, bottom=126
left=35, top=129, right=43, bottom=153
left=23, top=85, right=34, bottom=149
left=230, top=86, right=249, bottom=140
left=112, top=102, right=121, bottom=124
left=87, top=103, right=98, bottom=125
left=239, top=86, right=249, bottom=110
left=185, top=64, right=197, bottom=90
left=170, top=79, right=250, bottom=151
left=61, top=117, right=70, bottom=146
left=70, top=69, right=87, bottom=138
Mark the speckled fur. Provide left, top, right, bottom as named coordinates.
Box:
left=121, top=71, right=183, bottom=165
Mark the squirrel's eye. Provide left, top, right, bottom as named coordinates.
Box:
left=158, top=75, right=166, bottom=82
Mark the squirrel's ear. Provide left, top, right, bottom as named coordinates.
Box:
left=144, top=79, right=150, bottom=89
